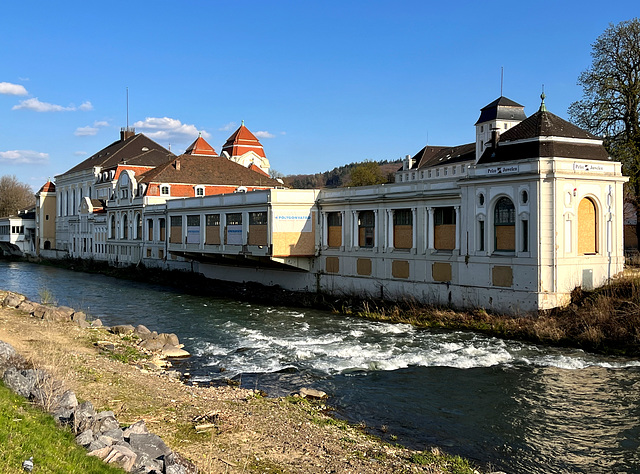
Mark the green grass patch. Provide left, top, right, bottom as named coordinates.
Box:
left=103, top=345, right=149, bottom=365
left=0, top=382, right=124, bottom=474
left=410, top=449, right=475, bottom=474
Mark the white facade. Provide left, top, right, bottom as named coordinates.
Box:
left=34, top=96, right=629, bottom=314
left=0, top=210, right=36, bottom=256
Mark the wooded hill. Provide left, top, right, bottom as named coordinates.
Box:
left=283, top=160, right=402, bottom=189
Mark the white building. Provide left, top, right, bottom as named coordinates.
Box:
left=35, top=95, right=628, bottom=314
left=0, top=208, right=36, bottom=256
left=160, top=95, right=628, bottom=314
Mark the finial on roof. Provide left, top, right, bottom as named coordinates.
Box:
left=539, top=85, right=547, bottom=112
left=198, top=131, right=202, bottom=138
left=241, top=120, right=245, bottom=127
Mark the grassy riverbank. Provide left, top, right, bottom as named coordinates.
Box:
left=352, top=271, right=640, bottom=357
left=18, top=256, right=640, bottom=358
left=0, top=297, right=479, bottom=473
left=0, top=383, right=125, bottom=474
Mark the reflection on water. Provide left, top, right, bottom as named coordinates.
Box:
left=2, top=261, right=640, bottom=473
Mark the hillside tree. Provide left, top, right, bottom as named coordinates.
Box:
left=568, top=18, right=640, bottom=240
left=346, top=161, right=387, bottom=187
left=0, top=175, right=35, bottom=218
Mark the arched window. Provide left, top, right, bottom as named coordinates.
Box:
left=122, top=214, right=128, bottom=239
left=494, top=197, right=515, bottom=251
left=578, top=197, right=598, bottom=254
left=109, top=215, right=116, bottom=239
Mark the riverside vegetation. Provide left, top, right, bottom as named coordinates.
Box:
left=0, top=289, right=480, bottom=474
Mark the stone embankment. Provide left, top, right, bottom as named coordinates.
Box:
left=1, top=290, right=190, bottom=362
left=0, top=290, right=194, bottom=473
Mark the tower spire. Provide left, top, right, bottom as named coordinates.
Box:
left=539, top=85, right=547, bottom=112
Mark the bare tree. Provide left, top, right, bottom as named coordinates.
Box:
left=568, top=18, right=640, bottom=240
left=0, top=175, right=35, bottom=217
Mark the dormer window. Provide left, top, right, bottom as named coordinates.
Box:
left=160, top=185, right=170, bottom=196
left=195, top=186, right=205, bottom=197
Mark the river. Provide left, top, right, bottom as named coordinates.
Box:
left=1, top=261, right=639, bottom=473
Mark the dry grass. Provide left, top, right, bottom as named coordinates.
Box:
left=354, top=274, right=640, bottom=356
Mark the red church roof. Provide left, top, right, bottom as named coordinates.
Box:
left=221, top=123, right=266, bottom=158
left=184, top=135, right=218, bottom=156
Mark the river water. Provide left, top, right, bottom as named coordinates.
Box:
left=1, top=261, right=639, bottom=473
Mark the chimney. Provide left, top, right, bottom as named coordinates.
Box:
left=120, top=127, right=135, bottom=141
left=490, top=128, right=500, bottom=149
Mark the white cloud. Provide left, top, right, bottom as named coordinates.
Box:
left=74, top=151, right=87, bottom=156
left=133, top=117, right=210, bottom=140
left=218, top=122, right=237, bottom=132
left=0, top=82, right=28, bottom=95
left=255, top=131, right=275, bottom=139
left=75, top=120, right=109, bottom=136
left=12, top=97, right=93, bottom=112
left=0, top=150, right=49, bottom=164
left=74, top=126, right=99, bottom=136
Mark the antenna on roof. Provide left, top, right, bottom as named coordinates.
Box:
left=500, top=67, right=504, bottom=97
left=126, top=87, right=129, bottom=129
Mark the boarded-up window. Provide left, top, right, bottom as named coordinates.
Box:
left=327, top=212, right=342, bottom=247
left=432, top=262, right=452, bottom=282
left=494, top=197, right=515, bottom=251
left=358, top=211, right=375, bottom=248
left=492, top=266, right=513, bottom=287
left=393, top=209, right=412, bottom=249
left=434, top=207, right=455, bottom=250
left=357, top=258, right=372, bottom=275
left=206, top=214, right=220, bottom=245
left=159, top=218, right=166, bottom=242
left=170, top=216, right=182, bottom=243
left=326, top=256, right=339, bottom=273
left=392, top=260, right=410, bottom=279
left=578, top=197, right=597, bottom=254
left=248, top=212, right=268, bottom=245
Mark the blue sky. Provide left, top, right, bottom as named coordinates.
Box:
left=0, top=1, right=637, bottom=189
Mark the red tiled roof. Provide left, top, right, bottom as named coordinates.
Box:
left=249, top=163, right=269, bottom=177
left=184, top=136, right=218, bottom=156
left=38, top=180, right=55, bottom=193
left=137, top=154, right=284, bottom=188
left=221, top=123, right=266, bottom=158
